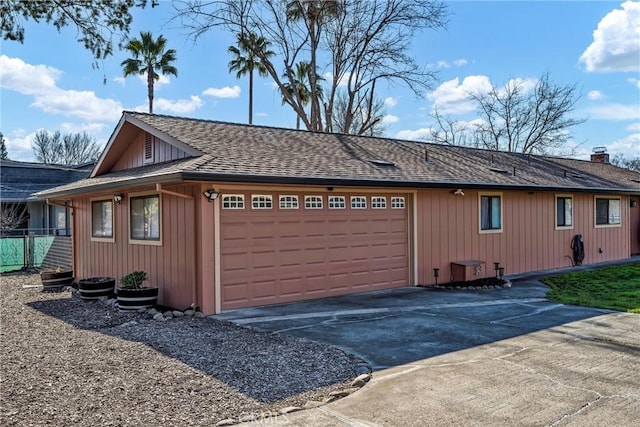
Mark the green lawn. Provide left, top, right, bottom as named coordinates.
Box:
left=542, top=263, right=640, bottom=313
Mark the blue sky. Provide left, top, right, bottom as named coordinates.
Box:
left=1, top=1, right=639, bottom=162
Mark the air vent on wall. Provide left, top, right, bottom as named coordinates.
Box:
left=144, top=133, right=154, bottom=164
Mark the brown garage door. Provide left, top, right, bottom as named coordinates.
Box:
left=220, top=192, right=410, bottom=310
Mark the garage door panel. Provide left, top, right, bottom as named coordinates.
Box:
left=221, top=192, right=410, bottom=309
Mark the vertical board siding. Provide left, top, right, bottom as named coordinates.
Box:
left=112, top=133, right=189, bottom=172
left=631, top=196, right=640, bottom=255
left=417, top=189, right=630, bottom=285
left=73, top=184, right=197, bottom=309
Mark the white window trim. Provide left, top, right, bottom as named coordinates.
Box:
left=279, top=195, right=299, bottom=209
left=555, top=194, right=574, bottom=230
left=304, top=195, right=324, bottom=209
left=594, top=196, right=622, bottom=228
left=90, top=197, right=115, bottom=243
left=222, top=194, right=245, bottom=210
left=371, top=196, right=387, bottom=209
left=128, top=191, right=162, bottom=246
left=391, top=197, right=406, bottom=209
left=478, top=192, right=503, bottom=234
left=351, top=196, right=367, bottom=209
left=328, top=196, right=346, bottom=209
left=251, top=194, right=273, bottom=209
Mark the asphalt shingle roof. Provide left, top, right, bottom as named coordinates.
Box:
left=35, top=112, right=640, bottom=197
left=1, top=160, right=92, bottom=201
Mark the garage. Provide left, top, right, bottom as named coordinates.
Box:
left=220, top=191, right=410, bottom=310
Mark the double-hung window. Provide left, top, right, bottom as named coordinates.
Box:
left=480, top=193, right=502, bottom=233
left=91, top=199, right=113, bottom=241
left=556, top=196, right=573, bottom=228
left=130, top=194, right=161, bottom=243
left=595, top=197, right=621, bottom=226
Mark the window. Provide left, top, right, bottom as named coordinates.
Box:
left=351, top=196, right=367, bottom=209
left=252, top=195, right=273, bottom=209
left=480, top=193, right=502, bottom=232
left=279, top=195, right=299, bottom=209
left=595, top=197, right=621, bottom=226
left=222, top=195, right=245, bottom=209
left=371, top=196, right=387, bottom=209
left=305, top=196, right=323, bottom=209
left=556, top=196, right=573, bottom=228
left=130, top=194, right=160, bottom=242
left=328, top=196, right=346, bottom=209
left=91, top=199, right=113, bottom=240
left=391, top=197, right=405, bottom=209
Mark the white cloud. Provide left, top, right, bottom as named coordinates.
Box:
left=381, top=114, right=399, bottom=124
left=0, top=55, right=123, bottom=121
left=626, top=122, right=640, bottom=131
left=628, top=77, right=640, bottom=88
left=113, top=76, right=126, bottom=86
left=396, top=128, right=432, bottom=141
left=3, top=130, right=40, bottom=162
left=453, top=59, right=468, bottom=67
left=154, top=96, right=203, bottom=114
left=202, top=85, right=241, bottom=98
left=136, top=73, right=171, bottom=88
left=579, top=1, right=640, bottom=72
left=436, top=60, right=449, bottom=69
left=586, top=102, right=640, bottom=120
left=427, top=75, right=492, bottom=115
left=498, top=77, right=537, bottom=97
left=384, top=97, right=398, bottom=108
left=59, top=122, right=106, bottom=134
left=433, top=59, right=468, bottom=69
left=256, top=112, right=268, bottom=118
left=587, top=90, right=605, bottom=100
left=606, top=132, right=640, bottom=157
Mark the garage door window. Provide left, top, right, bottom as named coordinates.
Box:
left=305, top=196, right=323, bottom=209
left=252, top=195, right=273, bottom=209
left=222, top=195, right=245, bottom=209
left=279, top=195, right=299, bottom=209
left=391, top=197, right=405, bottom=209
left=328, top=196, right=346, bottom=209
left=371, top=196, right=387, bottom=209
left=351, top=196, right=367, bottom=209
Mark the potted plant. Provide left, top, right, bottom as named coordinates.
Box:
left=40, top=267, right=74, bottom=292
left=116, top=271, right=158, bottom=311
left=77, top=277, right=116, bottom=300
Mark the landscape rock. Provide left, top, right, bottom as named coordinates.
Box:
left=172, top=310, right=185, bottom=317
left=350, top=373, right=371, bottom=388
left=184, top=309, right=195, bottom=316
left=215, top=419, right=236, bottom=426
left=153, top=313, right=165, bottom=321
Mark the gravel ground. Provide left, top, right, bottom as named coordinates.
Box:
left=0, top=273, right=359, bottom=426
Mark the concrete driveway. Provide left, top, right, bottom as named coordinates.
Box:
left=217, top=280, right=640, bottom=426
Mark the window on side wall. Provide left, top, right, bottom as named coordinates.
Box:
left=479, top=193, right=502, bottom=233
left=595, top=197, right=621, bottom=226
left=556, top=195, right=573, bottom=229
left=91, top=199, right=114, bottom=241
left=130, top=194, right=161, bottom=244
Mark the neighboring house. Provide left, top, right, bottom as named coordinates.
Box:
left=1, top=160, right=93, bottom=235
left=36, top=112, right=640, bottom=314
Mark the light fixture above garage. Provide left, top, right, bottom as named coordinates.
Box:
left=114, top=193, right=124, bottom=204
left=203, top=188, right=220, bottom=202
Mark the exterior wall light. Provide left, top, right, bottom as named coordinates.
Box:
left=114, top=193, right=124, bottom=204
left=203, top=188, right=220, bottom=202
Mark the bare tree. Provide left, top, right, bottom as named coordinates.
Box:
left=173, top=0, right=447, bottom=135
left=332, top=88, right=387, bottom=137
left=0, top=131, right=8, bottom=160
left=0, top=203, right=28, bottom=232
left=469, top=73, right=585, bottom=154
left=429, top=108, right=481, bottom=147
left=612, top=154, right=640, bottom=172
left=32, top=130, right=101, bottom=165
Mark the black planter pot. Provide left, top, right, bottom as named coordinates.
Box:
left=78, top=277, right=116, bottom=300
left=40, top=270, right=74, bottom=292
left=116, top=287, right=158, bottom=311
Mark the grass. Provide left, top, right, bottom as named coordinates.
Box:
left=542, top=263, right=640, bottom=313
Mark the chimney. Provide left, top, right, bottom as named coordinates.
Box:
left=590, top=146, right=609, bottom=163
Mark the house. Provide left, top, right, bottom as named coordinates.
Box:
left=35, top=112, right=640, bottom=314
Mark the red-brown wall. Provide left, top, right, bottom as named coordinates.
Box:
left=416, top=189, right=631, bottom=284
left=72, top=184, right=199, bottom=310
left=112, top=133, right=189, bottom=171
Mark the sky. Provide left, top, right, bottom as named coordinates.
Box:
left=1, top=0, right=639, bottom=163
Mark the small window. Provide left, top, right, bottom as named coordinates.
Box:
left=556, top=196, right=573, bottom=228
left=279, top=195, right=299, bottom=209
left=305, top=195, right=323, bottom=209
left=480, top=193, right=502, bottom=232
left=328, top=196, right=346, bottom=209
left=143, top=133, right=155, bottom=164
left=351, top=196, right=367, bottom=209
left=371, top=196, right=387, bottom=209
left=130, top=194, right=160, bottom=242
left=91, top=199, right=113, bottom=240
left=252, top=195, right=273, bottom=209
left=391, top=197, right=405, bottom=209
left=222, top=195, right=245, bottom=209
left=595, top=197, right=621, bottom=226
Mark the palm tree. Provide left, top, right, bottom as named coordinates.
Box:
left=282, top=61, right=325, bottom=130
left=121, top=31, right=178, bottom=114
left=228, top=32, right=274, bottom=125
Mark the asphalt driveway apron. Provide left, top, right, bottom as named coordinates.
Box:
left=216, top=280, right=610, bottom=371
